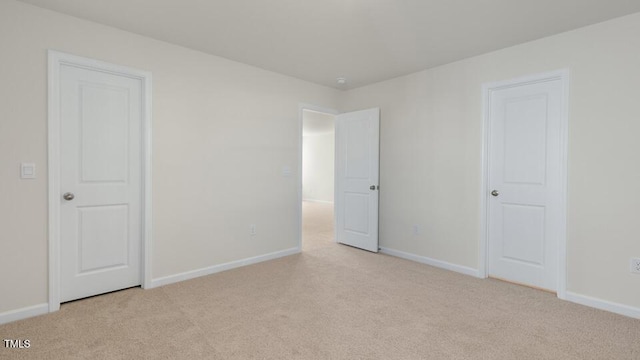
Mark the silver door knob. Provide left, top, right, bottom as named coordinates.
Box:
left=63, top=192, right=75, bottom=201
left=491, top=190, right=499, bottom=197
left=370, top=185, right=377, bottom=190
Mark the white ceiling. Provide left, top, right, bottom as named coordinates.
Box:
left=303, top=110, right=335, bottom=137
left=18, top=0, right=640, bottom=89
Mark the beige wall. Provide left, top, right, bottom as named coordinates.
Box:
left=341, top=12, right=640, bottom=309
left=0, top=0, right=340, bottom=313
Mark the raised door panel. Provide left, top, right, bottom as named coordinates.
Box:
left=503, top=94, right=548, bottom=185
left=344, top=193, right=370, bottom=235
left=344, top=119, right=371, bottom=180
left=78, top=205, right=129, bottom=273
left=80, top=84, right=130, bottom=183
left=501, top=203, right=545, bottom=266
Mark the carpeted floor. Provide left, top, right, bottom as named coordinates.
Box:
left=302, top=200, right=335, bottom=252
left=1, top=201, right=639, bottom=359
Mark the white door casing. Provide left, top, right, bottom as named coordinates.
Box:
left=335, top=108, right=380, bottom=252
left=482, top=71, right=568, bottom=293
left=48, top=51, right=152, bottom=310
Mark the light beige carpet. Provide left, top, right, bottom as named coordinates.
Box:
left=302, top=200, right=335, bottom=252
left=1, top=203, right=639, bottom=359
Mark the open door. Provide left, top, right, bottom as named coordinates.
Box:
left=335, top=108, right=380, bottom=252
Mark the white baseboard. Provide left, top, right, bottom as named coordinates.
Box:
left=0, top=303, right=49, bottom=325
left=565, top=291, right=640, bottom=319
left=379, top=247, right=480, bottom=278
left=148, top=247, right=300, bottom=289
left=380, top=247, right=639, bottom=319
left=302, top=198, right=333, bottom=204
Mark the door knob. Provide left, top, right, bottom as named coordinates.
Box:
left=370, top=185, right=378, bottom=190
left=491, top=190, right=499, bottom=197
left=63, top=192, right=75, bottom=201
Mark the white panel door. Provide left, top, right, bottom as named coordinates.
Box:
left=488, top=79, right=563, bottom=291
left=336, top=108, right=380, bottom=252
left=59, top=64, right=142, bottom=302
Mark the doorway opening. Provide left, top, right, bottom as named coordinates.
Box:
left=301, top=109, right=336, bottom=251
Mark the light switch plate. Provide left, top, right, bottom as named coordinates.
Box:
left=21, top=163, right=36, bottom=179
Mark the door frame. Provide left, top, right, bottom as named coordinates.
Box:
left=479, top=69, right=569, bottom=299
left=47, top=50, right=153, bottom=312
left=297, top=104, right=339, bottom=251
